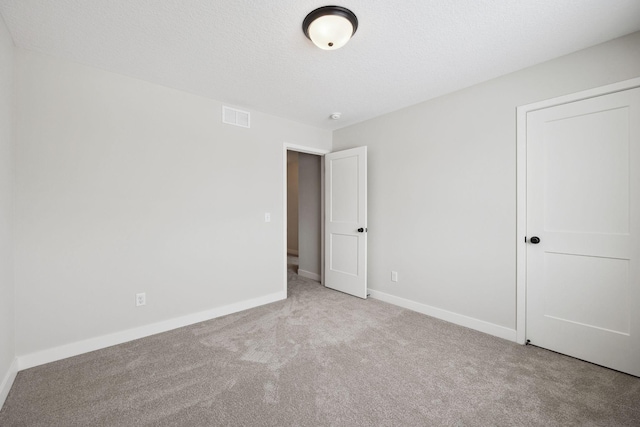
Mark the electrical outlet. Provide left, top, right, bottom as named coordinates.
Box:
left=136, top=292, right=146, bottom=307
left=391, top=271, right=398, bottom=282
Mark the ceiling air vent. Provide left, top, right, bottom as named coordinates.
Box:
left=222, top=106, right=250, bottom=128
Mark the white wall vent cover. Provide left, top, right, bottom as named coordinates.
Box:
left=222, top=106, right=250, bottom=128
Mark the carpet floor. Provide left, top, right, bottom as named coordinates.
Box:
left=1, top=268, right=640, bottom=426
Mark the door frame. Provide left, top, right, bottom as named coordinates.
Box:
left=515, top=76, right=640, bottom=345
left=282, top=143, right=330, bottom=295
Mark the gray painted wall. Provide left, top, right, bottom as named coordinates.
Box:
left=333, top=31, right=640, bottom=332
left=13, top=49, right=331, bottom=356
left=0, top=14, right=15, bottom=400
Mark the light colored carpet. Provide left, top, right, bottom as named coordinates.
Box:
left=1, top=268, right=640, bottom=426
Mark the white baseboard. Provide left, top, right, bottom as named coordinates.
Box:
left=0, top=358, right=18, bottom=409
left=18, top=290, right=286, bottom=371
left=298, top=269, right=320, bottom=282
left=368, top=289, right=517, bottom=342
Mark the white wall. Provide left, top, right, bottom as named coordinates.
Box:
left=298, top=152, right=321, bottom=279
left=13, top=49, right=331, bottom=359
left=333, top=32, right=640, bottom=335
left=0, top=13, right=15, bottom=406
left=286, top=151, right=299, bottom=255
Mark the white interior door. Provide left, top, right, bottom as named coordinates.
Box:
left=324, top=146, right=367, bottom=299
left=526, top=87, right=640, bottom=376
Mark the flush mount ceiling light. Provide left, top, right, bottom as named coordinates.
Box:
left=302, top=6, right=358, bottom=50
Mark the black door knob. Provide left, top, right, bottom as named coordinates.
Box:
left=529, top=236, right=541, bottom=244
left=357, top=228, right=364, bottom=233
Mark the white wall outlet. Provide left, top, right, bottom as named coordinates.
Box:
left=391, top=271, right=399, bottom=282
left=265, top=212, right=271, bottom=222
left=136, top=292, right=146, bottom=306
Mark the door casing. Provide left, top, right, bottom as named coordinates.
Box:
left=515, top=77, right=640, bottom=344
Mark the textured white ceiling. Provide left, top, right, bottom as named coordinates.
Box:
left=1, top=0, right=639, bottom=130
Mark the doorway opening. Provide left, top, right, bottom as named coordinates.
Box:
left=283, top=144, right=328, bottom=295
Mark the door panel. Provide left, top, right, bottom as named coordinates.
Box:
left=330, top=155, right=360, bottom=223
left=543, top=252, right=629, bottom=334
left=543, top=107, right=630, bottom=234
left=330, top=233, right=359, bottom=275
left=526, top=87, right=640, bottom=376
left=325, top=147, right=367, bottom=298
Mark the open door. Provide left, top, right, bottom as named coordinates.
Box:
left=324, top=146, right=367, bottom=298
